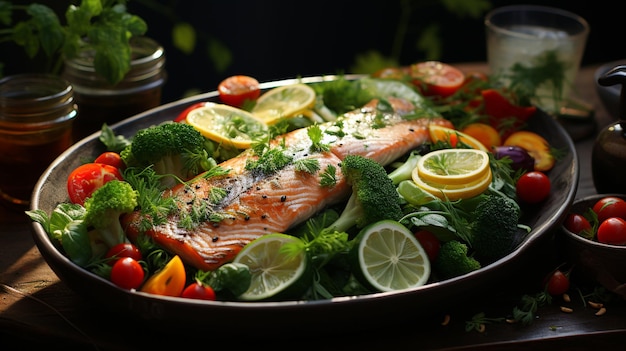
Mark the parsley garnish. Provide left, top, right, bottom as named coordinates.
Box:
left=245, top=145, right=293, bottom=174
left=307, top=124, right=330, bottom=152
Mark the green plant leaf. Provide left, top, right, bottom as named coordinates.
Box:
left=12, top=21, right=39, bottom=58
left=207, top=38, right=231, bottom=73
left=27, top=4, right=64, bottom=57
left=172, top=22, right=196, bottom=55
left=0, top=1, right=12, bottom=25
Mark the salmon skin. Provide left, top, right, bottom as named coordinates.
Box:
left=122, top=98, right=453, bottom=271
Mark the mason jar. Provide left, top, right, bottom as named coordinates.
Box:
left=0, top=74, right=77, bottom=209
left=62, top=36, right=167, bottom=141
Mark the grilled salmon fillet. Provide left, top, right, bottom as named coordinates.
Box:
left=122, top=98, right=453, bottom=271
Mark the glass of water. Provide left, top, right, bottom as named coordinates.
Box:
left=485, top=5, right=589, bottom=115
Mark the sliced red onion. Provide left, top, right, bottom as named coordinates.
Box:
left=493, top=145, right=535, bottom=172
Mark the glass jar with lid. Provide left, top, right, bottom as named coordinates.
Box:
left=0, top=74, right=77, bottom=209
left=62, top=36, right=167, bottom=141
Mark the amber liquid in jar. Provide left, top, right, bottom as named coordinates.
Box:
left=0, top=74, right=77, bottom=209
left=62, top=36, right=166, bottom=141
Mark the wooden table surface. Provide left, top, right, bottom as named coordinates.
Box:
left=1, top=63, right=625, bottom=350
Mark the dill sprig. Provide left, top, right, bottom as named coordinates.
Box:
left=320, top=164, right=338, bottom=188
left=506, top=50, right=568, bottom=107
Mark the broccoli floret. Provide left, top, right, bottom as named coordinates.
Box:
left=470, top=194, right=521, bottom=263
left=124, top=122, right=214, bottom=187
left=435, top=240, right=481, bottom=279
left=387, top=150, right=422, bottom=185
left=84, top=180, right=138, bottom=248
left=327, top=155, right=403, bottom=233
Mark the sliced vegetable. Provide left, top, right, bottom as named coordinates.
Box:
left=492, top=145, right=535, bottom=172
left=503, top=131, right=554, bottom=171
left=174, top=102, right=210, bottom=122
left=482, top=89, right=537, bottom=139
left=408, top=61, right=465, bottom=98
left=218, top=75, right=261, bottom=108
left=67, top=163, right=124, bottom=206
left=351, top=220, right=431, bottom=292
left=428, top=125, right=489, bottom=152
left=460, top=123, right=501, bottom=150
left=140, top=255, right=186, bottom=297
left=94, top=151, right=125, bottom=170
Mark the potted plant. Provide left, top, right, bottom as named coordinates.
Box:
left=0, top=0, right=167, bottom=139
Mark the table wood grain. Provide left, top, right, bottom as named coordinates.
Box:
left=1, top=63, right=624, bottom=350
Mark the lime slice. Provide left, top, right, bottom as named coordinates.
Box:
left=429, top=124, right=489, bottom=152
left=251, top=84, right=316, bottom=125
left=233, top=233, right=310, bottom=301
left=397, top=180, right=437, bottom=206
left=186, top=103, right=268, bottom=149
left=352, top=220, right=431, bottom=292
left=417, top=148, right=490, bottom=185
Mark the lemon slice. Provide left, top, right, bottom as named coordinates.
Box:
left=251, top=84, right=316, bottom=125
left=186, top=103, right=268, bottom=149
left=429, top=125, right=489, bottom=152
left=412, top=161, right=492, bottom=201
left=417, top=148, right=491, bottom=185
left=351, top=220, right=431, bottom=292
left=233, top=233, right=310, bottom=301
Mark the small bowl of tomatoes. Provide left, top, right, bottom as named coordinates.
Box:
left=560, top=194, right=626, bottom=299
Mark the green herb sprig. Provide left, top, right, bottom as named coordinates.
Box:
left=0, top=0, right=147, bottom=84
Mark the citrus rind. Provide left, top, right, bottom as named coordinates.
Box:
left=429, top=124, right=489, bottom=152
left=412, top=163, right=492, bottom=201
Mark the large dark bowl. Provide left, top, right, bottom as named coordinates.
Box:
left=30, top=76, right=579, bottom=334
left=560, top=194, right=626, bottom=299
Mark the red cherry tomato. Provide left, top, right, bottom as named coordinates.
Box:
left=218, top=75, right=261, bottom=107
left=67, top=163, right=124, bottom=205
left=173, top=102, right=210, bottom=122
left=414, top=230, right=441, bottom=262
left=564, top=213, right=592, bottom=235
left=105, top=243, right=143, bottom=265
left=408, top=61, right=465, bottom=98
left=110, top=257, right=145, bottom=290
left=181, top=282, right=217, bottom=300
left=597, top=217, right=626, bottom=245
left=592, top=196, right=626, bottom=223
left=516, top=171, right=551, bottom=204
left=544, top=269, right=570, bottom=296
left=94, top=151, right=125, bottom=170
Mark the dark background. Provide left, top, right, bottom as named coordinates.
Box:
left=2, top=0, right=625, bottom=104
